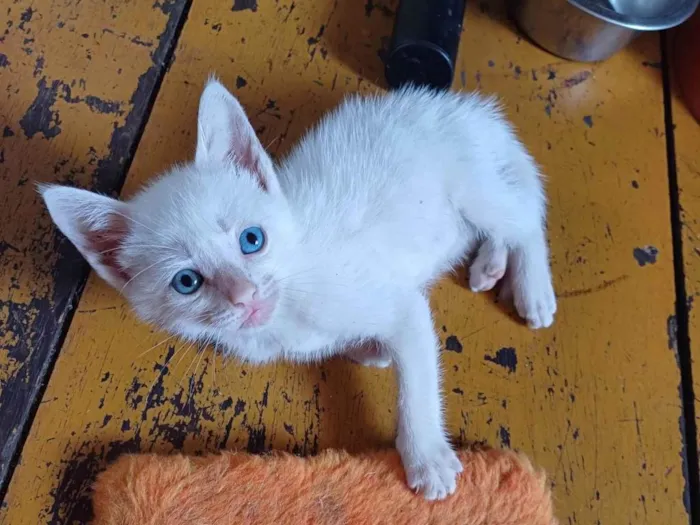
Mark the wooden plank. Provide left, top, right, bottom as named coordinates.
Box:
left=669, top=24, right=700, bottom=494
left=1, top=1, right=688, bottom=523
left=0, top=0, right=189, bottom=492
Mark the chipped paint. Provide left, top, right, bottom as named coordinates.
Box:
left=484, top=347, right=517, bottom=373
left=0, top=0, right=191, bottom=499
left=561, top=70, right=592, bottom=89
left=231, top=0, right=257, bottom=12
left=633, top=246, right=659, bottom=266
left=498, top=425, right=511, bottom=448
left=19, top=78, right=63, bottom=139
left=444, top=335, right=463, bottom=353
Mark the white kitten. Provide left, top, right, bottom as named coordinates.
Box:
left=41, top=78, right=556, bottom=500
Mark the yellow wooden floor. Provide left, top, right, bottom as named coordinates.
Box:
left=0, top=0, right=698, bottom=523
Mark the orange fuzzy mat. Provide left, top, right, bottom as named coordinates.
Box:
left=93, top=447, right=557, bottom=525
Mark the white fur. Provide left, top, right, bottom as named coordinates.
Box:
left=41, top=79, right=556, bottom=500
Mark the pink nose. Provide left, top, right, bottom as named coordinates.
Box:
left=230, top=279, right=257, bottom=307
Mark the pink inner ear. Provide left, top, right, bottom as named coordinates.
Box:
left=85, top=214, right=130, bottom=282
left=237, top=141, right=268, bottom=192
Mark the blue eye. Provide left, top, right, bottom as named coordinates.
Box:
left=239, top=226, right=265, bottom=254
left=171, top=269, right=203, bottom=295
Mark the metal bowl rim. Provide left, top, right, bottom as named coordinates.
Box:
left=569, top=0, right=699, bottom=30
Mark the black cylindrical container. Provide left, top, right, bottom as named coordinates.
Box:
left=384, top=0, right=467, bottom=90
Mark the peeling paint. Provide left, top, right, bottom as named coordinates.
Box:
left=444, top=335, right=462, bottom=353
left=633, top=246, right=658, bottom=267
left=19, top=78, right=62, bottom=139
left=0, top=0, right=192, bottom=504
left=484, top=347, right=517, bottom=373
left=499, top=425, right=511, bottom=448
left=562, top=70, right=591, bottom=88
left=83, top=95, right=122, bottom=115
left=18, top=7, right=34, bottom=32
left=667, top=315, right=678, bottom=352
left=232, top=0, right=257, bottom=12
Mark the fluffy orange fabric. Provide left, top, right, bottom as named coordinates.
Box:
left=92, top=447, right=557, bottom=525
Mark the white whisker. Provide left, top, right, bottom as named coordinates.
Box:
left=142, top=350, right=174, bottom=405
left=210, top=352, right=217, bottom=391
left=189, top=345, right=207, bottom=398
left=98, top=244, right=178, bottom=256
left=108, top=209, right=176, bottom=244
left=265, top=135, right=281, bottom=150
left=135, top=334, right=177, bottom=360
left=120, top=256, right=177, bottom=293
left=180, top=332, right=214, bottom=393
left=172, top=338, right=198, bottom=376
left=179, top=349, right=200, bottom=390
left=220, top=352, right=236, bottom=388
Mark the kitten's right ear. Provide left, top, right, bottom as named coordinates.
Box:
left=40, top=184, right=131, bottom=289
left=195, top=76, right=279, bottom=193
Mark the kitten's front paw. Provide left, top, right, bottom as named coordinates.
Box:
left=513, top=272, right=557, bottom=329
left=399, top=439, right=463, bottom=500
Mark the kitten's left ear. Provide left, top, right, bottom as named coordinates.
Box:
left=39, top=184, right=132, bottom=289
left=195, top=77, right=279, bottom=193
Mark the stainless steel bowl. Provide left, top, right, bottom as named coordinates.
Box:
left=513, top=0, right=700, bottom=62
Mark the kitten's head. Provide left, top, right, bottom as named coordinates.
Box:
left=41, top=78, right=297, bottom=343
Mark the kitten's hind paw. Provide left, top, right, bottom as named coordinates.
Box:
left=469, top=240, right=507, bottom=293
left=346, top=344, right=393, bottom=369
left=401, top=440, right=463, bottom=500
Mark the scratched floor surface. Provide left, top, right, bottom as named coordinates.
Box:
left=0, top=0, right=697, bottom=524
left=0, top=0, right=189, bottom=494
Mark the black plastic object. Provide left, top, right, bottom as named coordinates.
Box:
left=384, top=0, right=467, bottom=90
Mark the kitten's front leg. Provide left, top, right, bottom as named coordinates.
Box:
left=385, top=293, right=462, bottom=500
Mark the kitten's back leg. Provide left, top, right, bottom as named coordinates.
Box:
left=469, top=237, right=508, bottom=293
left=460, top=147, right=556, bottom=329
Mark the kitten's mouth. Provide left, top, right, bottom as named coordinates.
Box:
left=240, top=294, right=277, bottom=329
